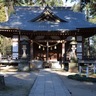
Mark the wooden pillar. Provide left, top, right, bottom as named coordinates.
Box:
left=30, top=40, right=33, bottom=60
left=88, top=38, right=90, bottom=57
left=18, top=33, right=20, bottom=59
left=62, top=41, right=65, bottom=63
left=46, top=41, right=49, bottom=61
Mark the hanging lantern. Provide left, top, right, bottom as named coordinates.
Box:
left=43, top=47, right=45, bottom=50
left=54, top=45, right=57, bottom=49
left=50, top=47, right=52, bottom=50
left=39, top=45, right=41, bottom=49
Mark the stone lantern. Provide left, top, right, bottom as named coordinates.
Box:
left=69, top=37, right=78, bottom=72
left=70, top=37, right=77, bottom=61
left=18, top=39, right=30, bottom=72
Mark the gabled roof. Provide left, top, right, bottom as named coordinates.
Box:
left=31, top=6, right=67, bottom=22
left=0, top=6, right=96, bottom=32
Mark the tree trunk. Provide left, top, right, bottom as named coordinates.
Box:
left=8, top=1, right=14, bottom=13
left=4, top=6, right=9, bottom=21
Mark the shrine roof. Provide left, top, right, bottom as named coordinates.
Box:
left=0, top=6, right=96, bottom=32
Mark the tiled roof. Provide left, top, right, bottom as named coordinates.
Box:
left=0, top=6, right=96, bottom=32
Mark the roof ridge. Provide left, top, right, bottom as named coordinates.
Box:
left=30, top=6, right=67, bottom=22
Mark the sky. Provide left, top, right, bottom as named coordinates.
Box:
left=62, top=0, right=80, bottom=7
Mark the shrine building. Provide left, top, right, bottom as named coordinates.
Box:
left=0, top=6, right=96, bottom=70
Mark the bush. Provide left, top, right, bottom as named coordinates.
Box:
left=68, top=74, right=96, bottom=82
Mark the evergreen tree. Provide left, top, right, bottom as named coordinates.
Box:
left=0, top=35, right=12, bottom=56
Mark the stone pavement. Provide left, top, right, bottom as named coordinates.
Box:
left=29, top=69, right=71, bottom=96
left=0, top=70, right=38, bottom=96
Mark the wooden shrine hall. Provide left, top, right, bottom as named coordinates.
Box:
left=0, top=6, right=96, bottom=71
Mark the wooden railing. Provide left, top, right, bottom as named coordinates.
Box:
left=78, top=59, right=96, bottom=77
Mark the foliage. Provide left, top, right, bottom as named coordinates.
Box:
left=0, top=35, right=12, bottom=56
left=31, top=0, right=63, bottom=7
left=71, top=3, right=81, bottom=12
left=68, top=74, right=96, bottom=82
left=89, top=16, right=96, bottom=24
left=89, top=34, right=96, bottom=57
left=83, top=38, right=89, bottom=56
left=46, top=0, right=63, bottom=7
left=0, top=3, right=6, bottom=22
left=87, top=0, right=96, bottom=24
left=5, top=0, right=63, bottom=6
left=84, top=1, right=96, bottom=20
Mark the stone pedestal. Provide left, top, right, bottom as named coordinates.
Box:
left=68, top=63, right=78, bottom=73
left=18, top=59, right=30, bottom=72
left=51, top=61, right=62, bottom=69
left=0, top=75, right=5, bottom=89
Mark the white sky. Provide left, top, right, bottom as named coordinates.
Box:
left=63, top=0, right=80, bottom=7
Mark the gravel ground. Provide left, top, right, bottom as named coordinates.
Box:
left=0, top=70, right=38, bottom=96
left=56, top=71, right=96, bottom=96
